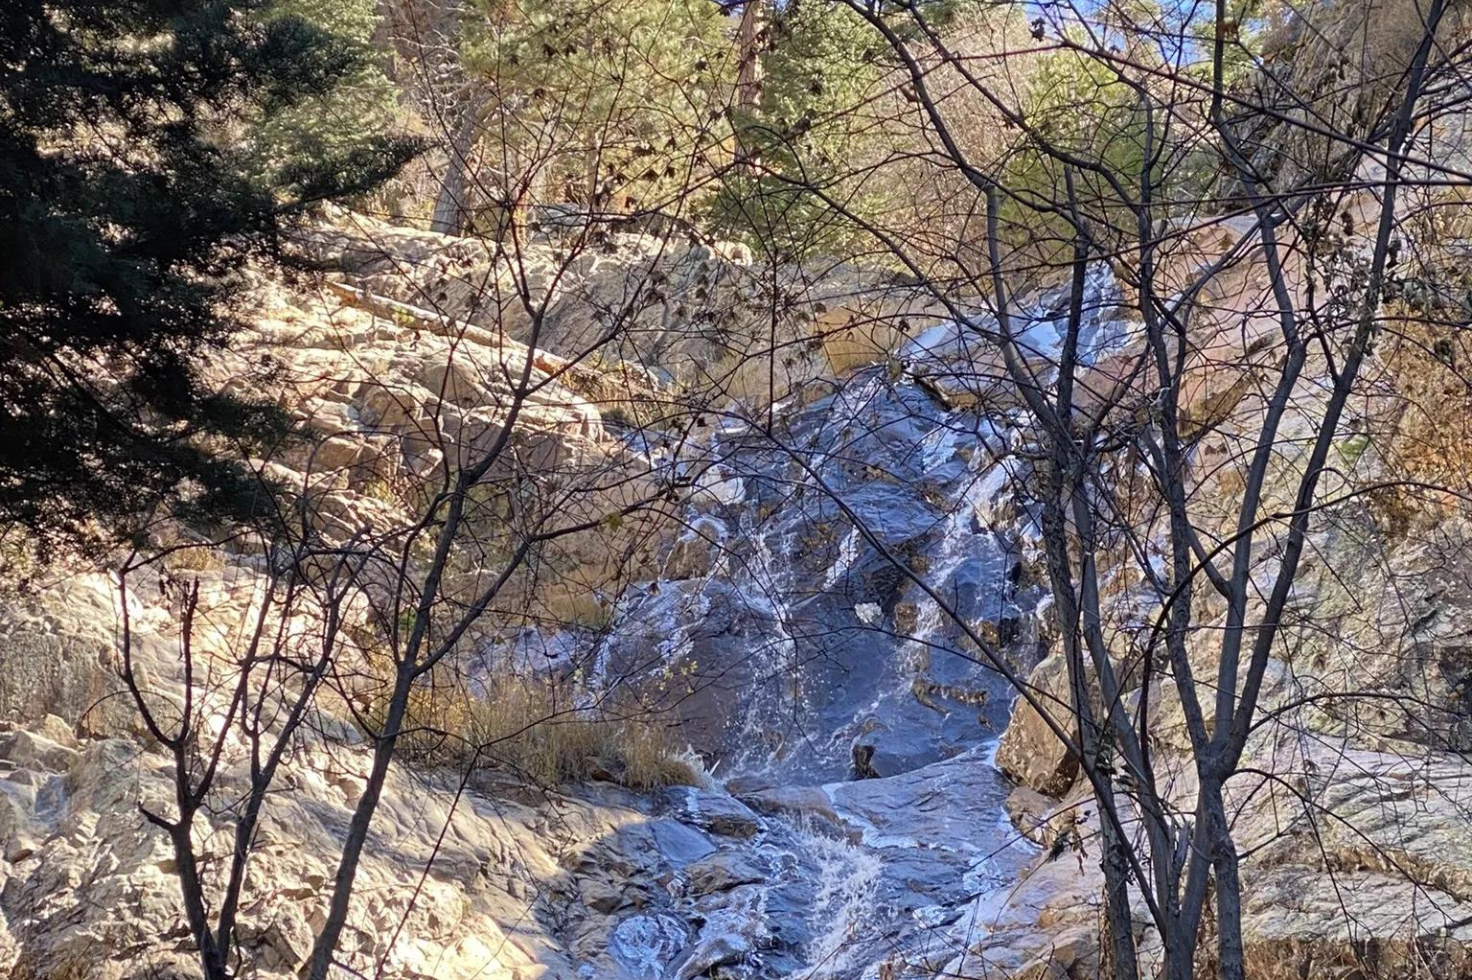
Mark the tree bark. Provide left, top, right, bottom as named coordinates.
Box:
left=1039, top=459, right=1142, bottom=980
left=304, top=666, right=412, bottom=980
left=733, top=0, right=766, bottom=172
left=430, top=88, right=488, bottom=235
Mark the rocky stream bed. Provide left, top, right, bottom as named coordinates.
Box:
left=5, top=240, right=1472, bottom=980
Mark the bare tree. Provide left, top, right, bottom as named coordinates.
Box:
left=738, top=0, right=1472, bottom=976
left=117, top=30, right=746, bottom=974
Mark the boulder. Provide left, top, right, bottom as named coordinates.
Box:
left=1003, top=785, right=1056, bottom=846
left=683, top=851, right=766, bottom=897
left=737, top=785, right=842, bottom=829
left=995, top=652, right=1079, bottom=796
left=671, top=886, right=769, bottom=980
left=0, top=730, right=80, bottom=773
left=670, top=788, right=763, bottom=839
left=35, top=714, right=77, bottom=749
left=577, top=876, right=627, bottom=914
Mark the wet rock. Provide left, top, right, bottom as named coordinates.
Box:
left=672, top=886, right=769, bottom=980
left=671, top=788, right=763, bottom=839
left=650, top=818, right=718, bottom=867
left=737, top=785, right=842, bottom=828
left=826, top=746, right=1025, bottom=910
left=826, top=485, right=937, bottom=549
left=684, top=851, right=767, bottom=896
left=610, top=912, right=690, bottom=976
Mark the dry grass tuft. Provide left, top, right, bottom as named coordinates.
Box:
left=369, top=668, right=703, bottom=791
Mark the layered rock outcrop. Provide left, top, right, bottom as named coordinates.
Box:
left=5, top=201, right=1472, bottom=980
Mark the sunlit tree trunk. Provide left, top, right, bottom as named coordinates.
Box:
left=430, top=87, right=487, bottom=234
left=733, top=0, right=766, bottom=172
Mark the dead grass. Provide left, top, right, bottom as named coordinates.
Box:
left=370, top=667, right=702, bottom=791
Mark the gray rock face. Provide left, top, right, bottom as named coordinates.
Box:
left=683, top=852, right=766, bottom=896
left=669, top=788, right=764, bottom=839
left=0, top=730, right=78, bottom=773
left=0, top=578, right=127, bottom=736
left=610, top=912, right=690, bottom=976
left=671, top=887, right=770, bottom=980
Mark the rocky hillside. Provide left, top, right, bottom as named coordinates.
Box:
left=0, top=215, right=1000, bottom=980
left=3, top=206, right=1472, bottom=980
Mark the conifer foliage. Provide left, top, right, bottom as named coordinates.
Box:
left=0, top=0, right=416, bottom=547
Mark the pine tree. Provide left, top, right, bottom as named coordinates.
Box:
left=0, top=0, right=417, bottom=549
left=708, top=0, right=891, bottom=259
left=447, top=0, right=734, bottom=232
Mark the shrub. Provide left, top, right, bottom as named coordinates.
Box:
left=366, top=665, right=703, bottom=790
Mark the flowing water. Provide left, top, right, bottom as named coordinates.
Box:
left=509, top=271, right=1139, bottom=978
left=572, top=368, right=1051, bottom=979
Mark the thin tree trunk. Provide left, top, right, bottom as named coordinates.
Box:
left=169, top=816, right=230, bottom=980
left=1203, top=782, right=1246, bottom=980
left=430, top=88, right=487, bottom=235
left=303, top=667, right=412, bottom=980
left=1039, top=460, right=1142, bottom=980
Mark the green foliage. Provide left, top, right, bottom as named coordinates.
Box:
left=249, top=0, right=408, bottom=196
left=707, top=1, right=890, bottom=259
left=1001, top=35, right=1214, bottom=253
left=1185, top=0, right=1287, bottom=87
left=0, top=0, right=418, bottom=548
left=1025, top=45, right=1144, bottom=163
left=1005, top=42, right=1149, bottom=223
left=462, top=0, right=733, bottom=215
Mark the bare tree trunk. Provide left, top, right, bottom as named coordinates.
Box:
left=304, top=667, right=412, bottom=980
left=1204, top=783, right=1246, bottom=980
left=1038, top=457, right=1142, bottom=980
left=733, top=0, right=766, bottom=172
left=430, top=88, right=487, bottom=235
